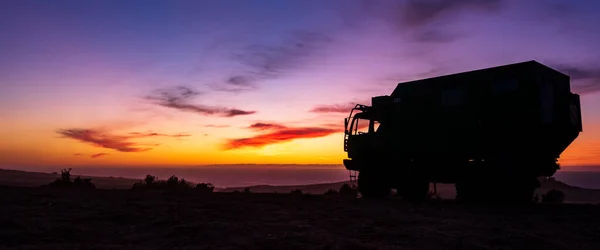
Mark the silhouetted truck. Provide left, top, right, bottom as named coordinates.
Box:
left=343, top=61, right=582, bottom=202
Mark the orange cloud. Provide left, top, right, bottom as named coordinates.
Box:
left=204, top=124, right=230, bottom=128
left=225, top=123, right=341, bottom=149
left=72, top=152, right=109, bottom=158
left=91, top=153, right=108, bottom=158
left=247, top=122, right=287, bottom=131
left=58, top=129, right=190, bottom=153
left=309, top=102, right=355, bottom=113
left=128, top=132, right=190, bottom=138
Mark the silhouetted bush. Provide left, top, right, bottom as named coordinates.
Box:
left=166, top=175, right=180, bottom=187
left=144, top=174, right=156, bottom=185
left=322, top=184, right=358, bottom=197
left=542, top=189, right=566, bottom=203
left=45, top=168, right=96, bottom=190
left=195, top=183, right=215, bottom=193
left=132, top=174, right=213, bottom=193
left=338, top=183, right=358, bottom=197
left=323, top=188, right=338, bottom=195
left=290, top=189, right=303, bottom=195
left=243, top=187, right=251, bottom=194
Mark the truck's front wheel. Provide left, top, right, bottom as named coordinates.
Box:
left=357, top=170, right=390, bottom=199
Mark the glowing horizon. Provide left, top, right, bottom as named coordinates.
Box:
left=2, top=0, right=600, bottom=168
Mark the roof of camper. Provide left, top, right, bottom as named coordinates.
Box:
left=391, top=60, right=567, bottom=95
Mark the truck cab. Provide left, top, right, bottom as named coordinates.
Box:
left=343, top=102, right=384, bottom=171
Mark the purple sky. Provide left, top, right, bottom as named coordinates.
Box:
left=1, top=0, right=600, bottom=167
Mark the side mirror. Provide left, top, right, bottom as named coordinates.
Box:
left=344, top=118, right=349, bottom=134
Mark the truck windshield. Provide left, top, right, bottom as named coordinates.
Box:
left=352, top=118, right=379, bottom=135
left=354, top=118, right=369, bottom=135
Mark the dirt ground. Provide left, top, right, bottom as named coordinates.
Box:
left=1, top=186, right=599, bottom=250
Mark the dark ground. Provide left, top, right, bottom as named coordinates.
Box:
left=1, top=186, right=599, bottom=250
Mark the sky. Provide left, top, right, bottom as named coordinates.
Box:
left=1, top=0, right=600, bottom=169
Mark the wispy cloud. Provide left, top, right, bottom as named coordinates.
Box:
left=58, top=128, right=190, bottom=153
left=146, top=86, right=256, bottom=117
left=412, top=30, right=461, bottom=43
left=310, top=98, right=373, bottom=114
left=203, top=30, right=332, bottom=93
left=128, top=132, right=190, bottom=138
left=247, top=122, right=287, bottom=131
left=554, top=64, right=600, bottom=94
left=73, top=152, right=109, bottom=158
left=91, top=153, right=108, bottom=158
left=309, top=102, right=357, bottom=113
left=400, top=0, right=504, bottom=27
left=349, top=0, right=504, bottom=27
left=209, top=75, right=258, bottom=93
left=224, top=122, right=341, bottom=149
left=339, top=0, right=504, bottom=43
left=204, top=124, right=230, bottom=128
left=231, top=30, right=332, bottom=79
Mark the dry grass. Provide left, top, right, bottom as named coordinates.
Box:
left=1, top=186, right=599, bottom=249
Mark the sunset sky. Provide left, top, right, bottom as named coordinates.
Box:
left=1, top=0, right=600, bottom=169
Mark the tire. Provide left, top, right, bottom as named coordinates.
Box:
left=357, top=170, right=390, bottom=199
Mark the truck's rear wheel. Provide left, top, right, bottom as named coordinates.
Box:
left=357, top=171, right=390, bottom=199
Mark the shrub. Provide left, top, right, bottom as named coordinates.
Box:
left=290, top=189, right=303, bottom=195
left=338, top=183, right=358, bottom=197
left=323, top=189, right=338, bottom=195
left=144, top=175, right=156, bottom=185
left=243, top=187, right=251, bottom=194
left=132, top=174, right=207, bottom=192
left=166, top=175, right=180, bottom=187
left=322, top=184, right=358, bottom=197
left=195, top=183, right=215, bottom=193
left=542, top=189, right=566, bottom=203
left=179, top=178, right=194, bottom=189
left=46, top=168, right=96, bottom=190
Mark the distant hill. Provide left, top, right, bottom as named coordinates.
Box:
left=220, top=182, right=458, bottom=198
left=218, top=181, right=353, bottom=194
left=220, top=177, right=600, bottom=204
left=0, top=168, right=141, bottom=189
left=2, top=168, right=599, bottom=203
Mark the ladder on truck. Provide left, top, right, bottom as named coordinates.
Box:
left=349, top=170, right=358, bottom=185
